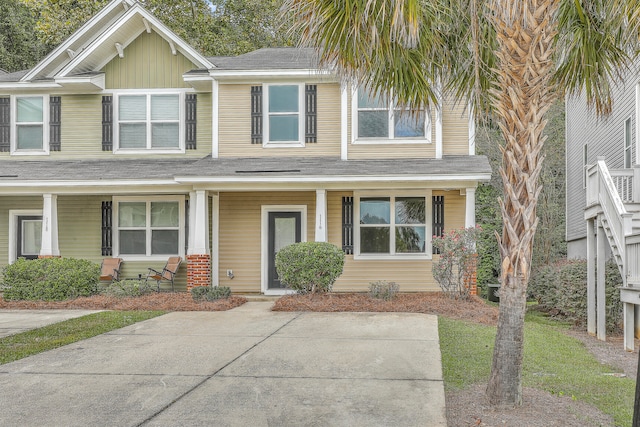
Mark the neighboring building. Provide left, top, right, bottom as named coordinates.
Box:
left=0, top=0, right=491, bottom=295
left=566, top=65, right=640, bottom=350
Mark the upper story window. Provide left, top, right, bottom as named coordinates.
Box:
left=250, top=84, right=316, bottom=146
left=265, top=84, right=304, bottom=146
left=355, top=194, right=429, bottom=259
left=353, top=86, right=430, bottom=143
left=0, top=95, right=58, bottom=155
left=113, top=92, right=184, bottom=152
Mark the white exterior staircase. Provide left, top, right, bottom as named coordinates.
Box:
left=585, top=158, right=640, bottom=350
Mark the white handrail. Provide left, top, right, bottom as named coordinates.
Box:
left=596, top=160, right=632, bottom=263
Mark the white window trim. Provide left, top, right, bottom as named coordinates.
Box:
left=624, top=116, right=633, bottom=169
left=260, top=205, right=307, bottom=295
left=8, top=210, right=43, bottom=263
left=113, top=196, right=185, bottom=261
left=351, top=87, right=432, bottom=145
left=354, top=191, right=432, bottom=260
left=583, top=143, right=588, bottom=189
left=112, top=89, right=187, bottom=154
left=262, top=83, right=305, bottom=148
left=10, top=95, right=50, bottom=156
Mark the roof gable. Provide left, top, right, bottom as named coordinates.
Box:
left=22, top=0, right=212, bottom=83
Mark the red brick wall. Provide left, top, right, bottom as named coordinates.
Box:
left=187, top=254, right=211, bottom=290
left=464, top=253, right=478, bottom=296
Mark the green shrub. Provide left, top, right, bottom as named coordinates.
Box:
left=528, top=259, right=623, bottom=333
left=2, top=258, right=100, bottom=301
left=101, top=279, right=154, bottom=298
left=191, top=285, right=231, bottom=301
left=275, top=242, right=345, bottom=293
left=369, top=280, right=399, bottom=301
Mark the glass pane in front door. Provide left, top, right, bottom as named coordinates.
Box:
left=268, top=211, right=301, bottom=289
left=18, top=216, right=42, bottom=260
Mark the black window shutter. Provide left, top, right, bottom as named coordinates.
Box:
left=102, top=96, right=113, bottom=151
left=432, top=196, right=444, bottom=254
left=185, top=94, right=197, bottom=149
left=101, top=201, right=113, bottom=256
left=342, top=196, right=354, bottom=254
left=49, top=96, right=61, bottom=151
left=0, top=97, right=9, bottom=152
left=251, top=85, right=262, bottom=144
left=305, top=84, right=317, bottom=143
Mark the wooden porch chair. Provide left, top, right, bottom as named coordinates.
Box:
left=145, top=256, right=182, bottom=291
left=100, top=258, right=123, bottom=282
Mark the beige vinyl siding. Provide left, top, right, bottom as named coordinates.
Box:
left=442, top=101, right=470, bottom=155
left=218, top=83, right=341, bottom=157
left=326, top=190, right=465, bottom=292
left=103, top=31, right=195, bottom=89
left=218, top=192, right=316, bottom=292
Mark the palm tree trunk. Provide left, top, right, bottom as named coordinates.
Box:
left=486, top=0, right=558, bottom=407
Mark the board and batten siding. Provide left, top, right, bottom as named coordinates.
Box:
left=217, top=192, right=317, bottom=292
left=102, top=31, right=195, bottom=89
left=566, top=72, right=637, bottom=247
left=325, top=190, right=466, bottom=292
left=217, top=84, right=341, bottom=157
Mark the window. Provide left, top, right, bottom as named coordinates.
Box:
left=116, top=93, right=182, bottom=151
left=354, top=86, right=429, bottom=142
left=264, top=84, right=304, bottom=145
left=625, top=117, right=633, bottom=168
left=114, top=197, right=184, bottom=258
left=357, top=195, right=428, bottom=257
left=9, top=95, right=49, bottom=153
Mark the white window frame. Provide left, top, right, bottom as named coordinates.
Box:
left=351, top=87, right=431, bottom=145
left=354, top=191, right=432, bottom=260
left=113, top=196, right=185, bottom=261
left=113, top=90, right=186, bottom=154
left=263, top=83, right=305, bottom=148
left=625, top=117, right=633, bottom=168
left=8, top=210, right=43, bottom=263
left=583, top=143, right=588, bottom=189
left=10, top=95, right=50, bottom=155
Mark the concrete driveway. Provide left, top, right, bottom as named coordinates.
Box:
left=0, top=302, right=446, bottom=426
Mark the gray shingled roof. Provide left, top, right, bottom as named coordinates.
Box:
left=0, top=69, right=29, bottom=82
left=0, top=156, right=491, bottom=183
left=208, top=48, right=319, bottom=70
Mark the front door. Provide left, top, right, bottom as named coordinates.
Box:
left=267, top=211, right=302, bottom=290
left=17, top=215, right=42, bottom=260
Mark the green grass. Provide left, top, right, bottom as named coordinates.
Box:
left=439, top=310, right=635, bottom=426
left=0, top=311, right=165, bottom=365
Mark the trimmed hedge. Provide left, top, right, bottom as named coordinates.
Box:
left=2, top=257, right=101, bottom=301
left=528, top=259, right=623, bottom=333
left=275, top=242, right=345, bottom=293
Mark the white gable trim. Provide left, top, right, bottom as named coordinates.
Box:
left=22, top=0, right=135, bottom=82
left=57, top=5, right=213, bottom=79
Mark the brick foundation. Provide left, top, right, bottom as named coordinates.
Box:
left=464, top=253, right=478, bottom=296
left=187, top=254, right=211, bottom=290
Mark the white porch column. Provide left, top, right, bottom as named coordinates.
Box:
left=211, top=193, right=219, bottom=286
left=190, top=190, right=210, bottom=255
left=40, top=194, right=59, bottom=257
left=597, top=219, right=606, bottom=341
left=587, top=218, right=597, bottom=335
left=315, top=189, right=328, bottom=242
left=464, top=187, right=476, bottom=228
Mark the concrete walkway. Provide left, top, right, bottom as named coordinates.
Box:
left=0, top=302, right=446, bottom=426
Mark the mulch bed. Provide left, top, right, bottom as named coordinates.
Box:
left=273, top=292, right=499, bottom=325
left=0, top=293, right=247, bottom=311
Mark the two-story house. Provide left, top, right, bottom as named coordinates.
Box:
left=566, top=63, right=640, bottom=350
left=0, top=0, right=491, bottom=296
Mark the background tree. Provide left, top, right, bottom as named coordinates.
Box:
left=285, top=0, right=640, bottom=407
left=0, top=0, right=45, bottom=72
